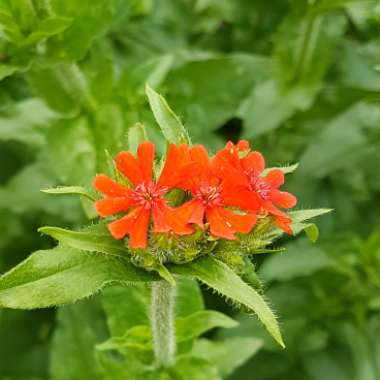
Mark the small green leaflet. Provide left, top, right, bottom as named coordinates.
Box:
left=171, top=257, right=285, bottom=348
left=146, top=84, right=191, bottom=145
left=128, top=123, right=148, bottom=154
left=262, top=163, right=299, bottom=176
left=41, top=186, right=96, bottom=201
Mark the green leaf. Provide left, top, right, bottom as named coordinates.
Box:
left=176, top=311, right=238, bottom=342
left=145, top=84, right=191, bottom=144
left=171, top=257, right=285, bottom=347
left=41, top=186, right=96, bottom=201
left=50, top=299, right=106, bottom=380
left=304, top=223, right=319, bottom=242
left=262, top=163, right=299, bottom=176
left=289, top=208, right=333, bottom=223
left=128, top=123, right=148, bottom=154
left=0, top=247, right=156, bottom=309
left=23, top=17, right=73, bottom=46
left=168, top=356, right=221, bottom=380
left=38, top=224, right=127, bottom=257
left=156, top=264, right=176, bottom=286
left=191, top=337, right=263, bottom=378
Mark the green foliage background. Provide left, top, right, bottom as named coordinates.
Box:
left=1, top=0, right=380, bottom=379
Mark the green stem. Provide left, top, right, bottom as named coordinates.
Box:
left=150, top=280, right=176, bottom=367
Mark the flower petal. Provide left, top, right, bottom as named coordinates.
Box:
left=270, top=190, right=297, bottom=208
left=137, top=141, right=154, bottom=182
left=152, top=201, right=171, bottom=233
left=217, top=208, right=257, bottom=234
left=116, top=151, right=144, bottom=186
left=107, top=207, right=142, bottom=240
left=93, top=174, right=131, bottom=197
left=129, top=209, right=150, bottom=248
left=241, top=151, right=265, bottom=174
left=162, top=204, right=194, bottom=235
left=263, top=169, right=284, bottom=188
left=206, top=207, right=236, bottom=240
left=95, top=197, right=133, bottom=217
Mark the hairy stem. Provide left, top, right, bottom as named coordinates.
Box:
left=150, top=280, right=176, bottom=367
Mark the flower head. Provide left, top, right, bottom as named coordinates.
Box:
left=214, top=141, right=297, bottom=234
left=174, top=145, right=257, bottom=240
left=93, top=142, right=196, bottom=248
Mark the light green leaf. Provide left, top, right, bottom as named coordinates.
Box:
left=176, top=310, right=238, bottom=342
left=262, top=163, right=299, bottom=176
left=191, top=337, right=263, bottom=378
left=304, top=223, right=320, bottom=242
left=41, top=186, right=96, bottom=201
left=38, top=224, right=127, bottom=257
left=156, top=264, right=176, bottom=286
left=171, top=257, right=285, bottom=347
left=146, top=84, right=190, bottom=144
left=23, top=17, right=73, bottom=46
left=289, top=208, right=333, bottom=223
left=128, top=123, right=148, bottom=154
left=0, top=247, right=156, bottom=309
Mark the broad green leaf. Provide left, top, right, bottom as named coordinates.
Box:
left=176, top=310, right=238, bottom=342
left=50, top=299, right=106, bottom=380
left=38, top=224, right=127, bottom=257
left=41, top=186, right=96, bottom=201
left=0, top=247, right=156, bottom=309
left=128, top=123, right=148, bottom=154
left=191, top=337, right=263, bottom=378
left=171, top=257, right=285, bottom=347
left=146, top=84, right=191, bottom=144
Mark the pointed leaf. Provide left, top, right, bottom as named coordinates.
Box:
left=0, top=247, right=156, bottom=309
left=146, top=84, right=191, bottom=144
left=289, top=208, right=333, bottom=223
left=156, top=264, right=176, bottom=286
left=262, top=163, right=299, bottom=176
left=171, top=257, right=285, bottom=347
left=38, top=225, right=126, bottom=257
left=41, top=186, right=96, bottom=201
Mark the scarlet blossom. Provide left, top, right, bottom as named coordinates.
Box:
left=213, top=140, right=297, bottom=234
left=173, top=144, right=257, bottom=240
left=93, top=142, right=196, bottom=248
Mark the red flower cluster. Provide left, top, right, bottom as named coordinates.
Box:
left=93, top=141, right=297, bottom=248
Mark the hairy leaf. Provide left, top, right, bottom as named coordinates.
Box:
left=0, top=247, right=156, bottom=309
left=171, top=257, right=285, bottom=347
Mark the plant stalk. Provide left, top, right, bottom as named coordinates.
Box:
left=150, top=280, right=176, bottom=367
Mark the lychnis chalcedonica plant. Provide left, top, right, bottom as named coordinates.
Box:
left=0, top=85, right=330, bottom=379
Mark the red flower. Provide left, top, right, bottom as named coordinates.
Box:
left=173, top=145, right=256, bottom=240
left=213, top=141, right=297, bottom=234
left=93, top=142, right=196, bottom=248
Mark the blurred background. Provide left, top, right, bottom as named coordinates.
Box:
left=1, top=0, right=380, bottom=379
